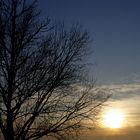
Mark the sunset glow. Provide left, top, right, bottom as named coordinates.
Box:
left=103, top=109, right=124, bottom=129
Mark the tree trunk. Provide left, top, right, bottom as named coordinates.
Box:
left=5, top=110, right=14, bottom=140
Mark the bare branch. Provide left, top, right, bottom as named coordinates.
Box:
left=0, top=1, right=109, bottom=140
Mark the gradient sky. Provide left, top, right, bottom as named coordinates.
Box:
left=39, top=0, right=140, bottom=139
left=39, top=0, right=140, bottom=83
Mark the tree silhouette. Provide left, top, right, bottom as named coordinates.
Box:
left=0, top=0, right=108, bottom=140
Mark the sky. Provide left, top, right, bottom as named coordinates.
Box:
left=39, top=0, right=140, bottom=83
left=39, top=0, right=140, bottom=139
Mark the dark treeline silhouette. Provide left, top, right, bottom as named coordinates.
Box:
left=0, top=0, right=108, bottom=140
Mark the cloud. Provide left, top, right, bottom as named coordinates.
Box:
left=98, top=83, right=140, bottom=100
left=119, top=73, right=140, bottom=84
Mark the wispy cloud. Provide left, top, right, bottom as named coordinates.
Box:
left=98, top=83, right=140, bottom=100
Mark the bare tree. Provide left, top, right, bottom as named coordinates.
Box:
left=0, top=0, right=108, bottom=140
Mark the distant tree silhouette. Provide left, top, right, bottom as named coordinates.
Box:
left=0, top=0, right=108, bottom=140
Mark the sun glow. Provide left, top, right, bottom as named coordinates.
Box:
left=103, top=109, right=124, bottom=129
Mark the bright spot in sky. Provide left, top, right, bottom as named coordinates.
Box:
left=103, top=109, right=124, bottom=129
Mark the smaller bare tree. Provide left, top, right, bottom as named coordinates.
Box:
left=0, top=0, right=108, bottom=140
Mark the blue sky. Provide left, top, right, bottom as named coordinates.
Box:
left=39, top=0, right=140, bottom=83
left=39, top=1, right=140, bottom=139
